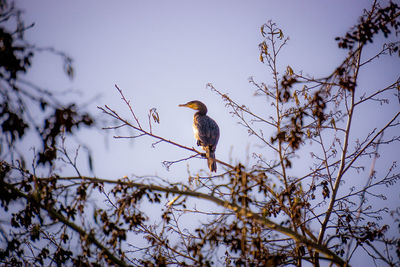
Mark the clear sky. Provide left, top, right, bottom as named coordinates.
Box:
left=15, top=0, right=400, bottom=265
left=17, top=0, right=384, bottom=176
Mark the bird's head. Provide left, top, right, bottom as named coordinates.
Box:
left=178, top=100, right=208, bottom=114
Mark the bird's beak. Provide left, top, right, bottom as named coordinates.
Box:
left=178, top=103, right=187, bottom=107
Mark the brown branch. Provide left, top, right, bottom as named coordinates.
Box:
left=115, top=84, right=142, bottom=129
left=98, top=103, right=235, bottom=171
left=2, top=181, right=128, bottom=267
left=341, top=111, right=400, bottom=177
left=317, top=53, right=358, bottom=245
left=354, top=80, right=399, bottom=106
left=42, top=175, right=347, bottom=266
left=208, top=84, right=277, bottom=128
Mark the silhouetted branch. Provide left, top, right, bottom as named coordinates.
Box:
left=31, top=174, right=347, bottom=266
left=1, top=181, right=128, bottom=267
left=98, top=86, right=235, bottom=171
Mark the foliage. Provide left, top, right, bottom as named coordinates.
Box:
left=1, top=1, right=400, bottom=266
left=0, top=1, right=94, bottom=167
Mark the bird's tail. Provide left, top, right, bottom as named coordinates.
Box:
left=206, top=146, right=217, bottom=172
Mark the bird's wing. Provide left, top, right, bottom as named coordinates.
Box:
left=194, top=115, right=219, bottom=150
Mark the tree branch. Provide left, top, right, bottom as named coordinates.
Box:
left=2, top=181, right=129, bottom=267
left=40, top=175, right=347, bottom=266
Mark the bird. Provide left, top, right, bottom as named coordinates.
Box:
left=179, top=100, right=220, bottom=172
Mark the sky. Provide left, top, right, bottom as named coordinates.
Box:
left=17, top=0, right=381, bottom=177
left=14, top=0, right=400, bottom=265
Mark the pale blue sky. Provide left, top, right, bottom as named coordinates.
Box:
left=14, top=1, right=400, bottom=265
left=18, top=0, right=385, bottom=177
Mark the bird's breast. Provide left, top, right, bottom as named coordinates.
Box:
left=192, top=122, right=200, bottom=140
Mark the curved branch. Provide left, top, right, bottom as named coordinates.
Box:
left=45, top=175, right=347, bottom=266
left=98, top=103, right=235, bottom=171
left=2, top=181, right=128, bottom=267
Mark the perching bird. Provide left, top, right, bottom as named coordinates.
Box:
left=179, top=100, right=220, bottom=172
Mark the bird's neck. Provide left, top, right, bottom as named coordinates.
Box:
left=195, top=110, right=207, bottom=116
left=196, top=102, right=208, bottom=115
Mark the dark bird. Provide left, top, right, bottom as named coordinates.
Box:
left=179, top=100, right=220, bottom=172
